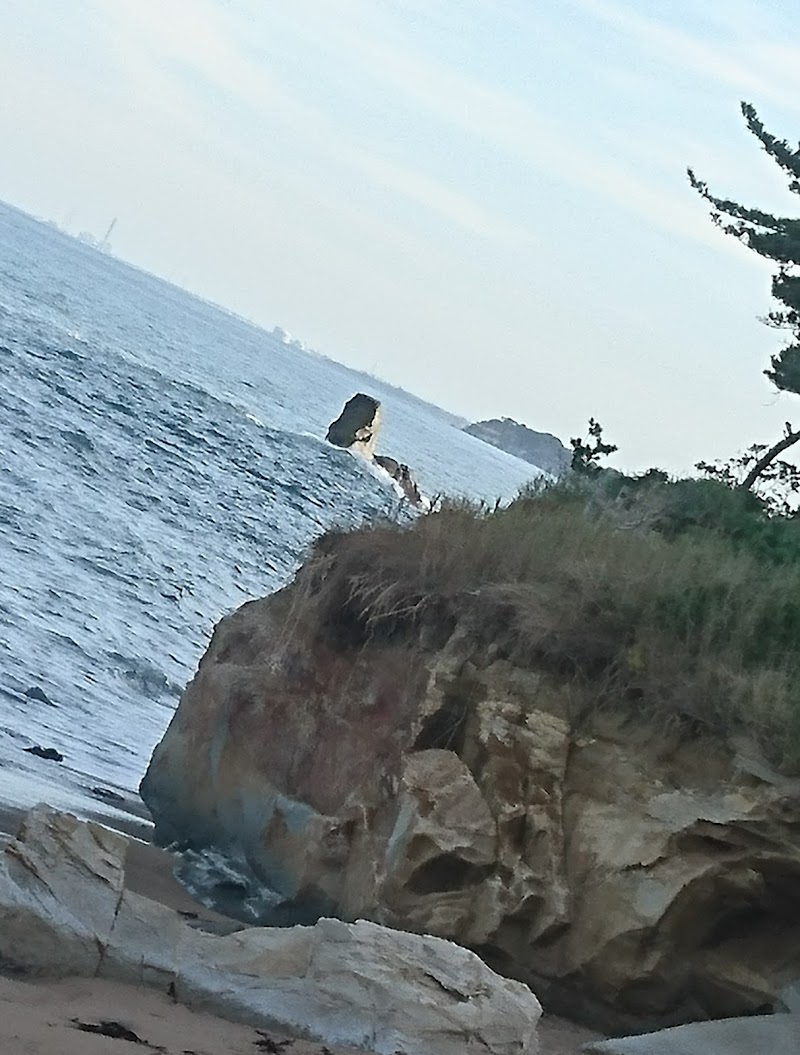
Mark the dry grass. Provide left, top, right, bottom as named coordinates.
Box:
left=294, top=489, right=800, bottom=773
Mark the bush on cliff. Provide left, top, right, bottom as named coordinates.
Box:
left=297, top=477, right=800, bottom=773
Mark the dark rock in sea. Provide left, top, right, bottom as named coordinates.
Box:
left=108, top=652, right=181, bottom=699
left=89, top=786, right=125, bottom=805
left=24, top=745, right=63, bottom=762
left=374, top=454, right=423, bottom=506
left=23, top=686, right=55, bottom=706
left=373, top=453, right=400, bottom=476
left=325, top=393, right=382, bottom=457
left=464, top=417, right=570, bottom=475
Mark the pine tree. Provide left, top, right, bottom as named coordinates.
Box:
left=570, top=418, right=617, bottom=475
left=689, top=102, right=800, bottom=488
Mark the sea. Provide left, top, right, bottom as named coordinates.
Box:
left=0, top=199, right=539, bottom=829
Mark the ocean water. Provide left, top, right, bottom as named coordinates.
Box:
left=0, top=200, right=539, bottom=822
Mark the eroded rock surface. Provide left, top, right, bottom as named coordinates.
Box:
left=141, top=572, right=800, bottom=1033
left=0, top=806, right=541, bottom=1055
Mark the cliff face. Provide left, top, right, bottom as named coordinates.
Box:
left=141, top=540, right=800, bottom=1034
left=464, top=419, right=569, bottom=475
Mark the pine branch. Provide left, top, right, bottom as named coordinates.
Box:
left=687, top=169, right=790, bottom=232
left=742, top=425, right=800, bottom=490
left=742, top=102, right=800, bottom=192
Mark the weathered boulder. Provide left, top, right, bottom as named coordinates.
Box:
left=0, top=805, right=541, bottom=1055
left=174, top=918, right=540, bottom=1054
left=326, top=393, right=382, bottom=458
left=140, top=557, right=800, bottom=1034
left=0, top=805, right=127, bottom=975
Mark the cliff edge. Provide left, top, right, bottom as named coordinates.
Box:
left=141, top=495, right=800, bottom=1034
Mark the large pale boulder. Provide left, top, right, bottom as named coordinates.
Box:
left=140, top=560, right=800, bottom=1033
left=326, top=393, right=382, bottom=457
left=175, top=918, right=540, bottom=1054
left=0, top=806, right=541, bottom=1055
left=0, top=805, right=127, bottom=975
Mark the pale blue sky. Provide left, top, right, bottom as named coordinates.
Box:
left=2, top=1, right=800, bottom=472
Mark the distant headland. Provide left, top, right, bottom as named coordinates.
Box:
left=463, top=417, right=570, bottom=475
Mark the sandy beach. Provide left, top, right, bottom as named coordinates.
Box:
left=0, top=798, right=602, bottom=1055
left=0, top=971, right=599, bottom=1055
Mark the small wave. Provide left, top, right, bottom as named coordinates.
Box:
left=175, top=846, right=282, bottom=922
left=106, top=652, right=182, bottom=699
left=164, top=423, right=215, bottom=451
left=99, top=396, right=138, bottom=419
left=60, top=428, right=95, bottom=453
left=52, top=345, right=83, bottom=363
left=73, top=556, right=138, bottom=586
left=0, top=503, right=22, bottom=529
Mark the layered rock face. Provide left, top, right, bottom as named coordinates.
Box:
left=326, top=394, right=383, bottom=458
left=141, top=566, right=800, bottom=1033
left=0, top=805, right=541, bottom=1055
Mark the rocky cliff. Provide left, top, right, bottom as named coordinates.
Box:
left=464, top=419, right=569, bottom=475
left=141, top=529, right=800, bottom=1034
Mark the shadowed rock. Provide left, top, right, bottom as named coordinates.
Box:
left=23, top=686, right=55, bottom=706
left=325, top=394, right=382, bottom=458
left=374, top=455, right=423, bottom=505
left=24, top=745, right=63, bottom=762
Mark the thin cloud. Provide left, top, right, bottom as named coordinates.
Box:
left=275, top=4, right=736, bottom=254
left=574, top=0, right=800, bottom=114
left=83, top=0, right=520, bottom=246
left=77, top=0, right=750, bottom=255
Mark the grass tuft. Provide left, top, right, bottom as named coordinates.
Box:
left=293, top=479, right=800, bottom=774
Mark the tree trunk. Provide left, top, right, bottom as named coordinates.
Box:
left=741, top=428, right=800, bottom=489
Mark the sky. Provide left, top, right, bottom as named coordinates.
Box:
left=1, top=0, right=800, bottom=474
